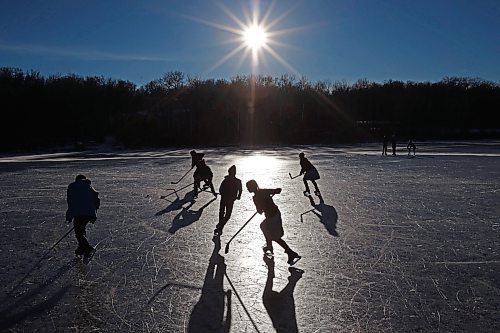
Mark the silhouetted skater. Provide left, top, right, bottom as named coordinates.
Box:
left=193, top=159, right=217, bottom=199
left=382, top=135, right=388, bottom=155
left=246, top=180, right=301, bottom=265
left=407, top=139, right=416, bottom=156
left=215, top=165, right=242, bottom=236
left=391, top=134, right=397, bottom=156
left=298, top=152, right=321, bottom=196
left=65, top=174, right=100, bottom=259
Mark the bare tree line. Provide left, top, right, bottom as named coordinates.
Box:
left=1, top=67, right=499, bottom=151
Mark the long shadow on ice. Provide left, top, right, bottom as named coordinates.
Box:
left=155, top=190, right=196, bottom=216
left=262, top=255, right=303, bottom=333
left=0, top=260, right=74, bottom=330
left=188, top=236, right=231, bottom=332
left=301, top=195, right=338, bottom=236
left=168, top=197, right=217, bottom=234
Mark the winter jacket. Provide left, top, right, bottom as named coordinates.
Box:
left=191, top=152, right=205, bottom=169
left=219, top=175, right=242, bottom=202
left=66, top=179, right=100, bottom=221
left=253, top=189, right=281, bottom=218
left=300, top=157, right=320, bottom=181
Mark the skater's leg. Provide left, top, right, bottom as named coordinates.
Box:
left=217, top=200, right=226, bottom=230
left=193, top=178, right=200, bottom=198
left=311, top=180, right=320, bottom=193
left=303, top=179, right=310, bottom=194
left=74, top=217, right=91, bottom=254
left=260, top=220, right=273, bottom=252
left=275, top=238, right=301, bottom=265
left=209, top=181, right=217, bottom=197
left=275, top=238, right=293, bottom=253
left=224, top=201, right=234, bottom=222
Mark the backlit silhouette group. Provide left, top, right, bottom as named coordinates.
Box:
left=382, top=134, right=417, bottom=156
left=66, top=150, right=323, bottom=266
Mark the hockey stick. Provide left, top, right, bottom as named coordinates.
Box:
left=171, top=168, right=192, bottom=184
left=224, top=212, right=258, bottom=254
left=8, top=225, right=75, bottom=295
left=289, top=172, right=300, bottom=179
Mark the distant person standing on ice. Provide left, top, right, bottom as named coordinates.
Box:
left=214, top=165, right=242, bottom=236
left=246, top=180, right=301, bottom=265
left=193, top=159, right=217, bottom=199
left=65, top=174, right=100, bottom=258
left=382, top=135, right=388, bottom=156
left=391, top=134, right=397, bottom=156
left=407, top=139, right=416, bottom=156
left=298, top=152, right=321, bottom=196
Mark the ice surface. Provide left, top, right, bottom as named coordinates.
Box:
left=0, top=142, right=499, bottom=332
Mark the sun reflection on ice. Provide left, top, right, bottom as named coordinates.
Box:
left=227, top=153, right=286, bottom=270
left=236, top=154, right=283, bottom=187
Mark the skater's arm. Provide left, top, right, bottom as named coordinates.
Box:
left=261, top=188, right=281, bottom=195
left=236, top=180, right=242, bottom=200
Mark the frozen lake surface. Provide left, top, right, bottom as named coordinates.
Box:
left=1, top=141, right=499, bottom=332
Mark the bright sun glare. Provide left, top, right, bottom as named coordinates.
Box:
left=243, top=24, right=267, bottom=51
left=191, top=2, right=305, bottom=75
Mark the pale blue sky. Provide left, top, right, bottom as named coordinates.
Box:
left=0, top=0, right=498, bottom=85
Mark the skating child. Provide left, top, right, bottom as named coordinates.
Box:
left=246, top=180, right=301, bottom=265
left=65, top=174, right=100, bottom=259
left=407, top=139, right=416, bottom=156
left=215, top=165, right=242, bottom=236
left=193, top=159, right=217, bottom=198
left=298, top=152, right=321, bottom=196
left=382, top=136, right=388, bottom=155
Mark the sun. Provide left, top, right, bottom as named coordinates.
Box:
left=243, top=24, right=268, bottom=51
left=188, top=1, right=307, bottom=76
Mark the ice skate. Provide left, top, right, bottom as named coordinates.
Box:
left=262, top=245, right=274, bottom=258
left=82, top=246, right=96, bottom=264
left=287, top=251, right=301, bottom=265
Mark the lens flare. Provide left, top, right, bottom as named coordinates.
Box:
left=243, top=24, right=268, bottom=51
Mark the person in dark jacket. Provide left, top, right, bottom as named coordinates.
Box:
left=391, top=134, right=397, bottom=156
left=190, top=150, right=205, bottom=169
left=214, top=165, right=242, bottom=236
left=65, top=174, right=100, bottom=257
left=382, top=135, right=388, bottom=156
left=298, top=153, right=321, bottom=196
left=193, top=159, right=217, bottom=199
left=407, top=139, right=416, bottom=156
left=246, top=180, right=301, bottom=265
